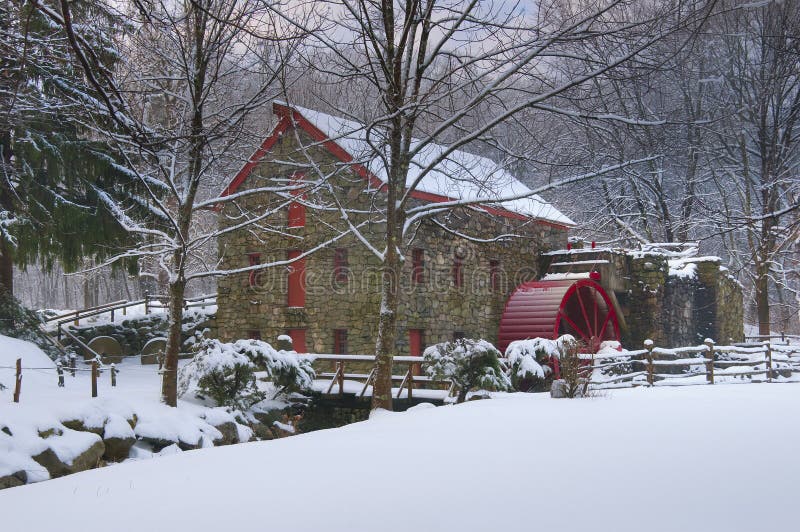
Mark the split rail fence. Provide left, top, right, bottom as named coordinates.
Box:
left=587, top=339, right=800, bottom=389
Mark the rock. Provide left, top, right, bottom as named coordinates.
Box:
left=69, top=440, right=105, bottom=473
left=139, top=436, right=177, bottom=453
left=103, top=436, right=136, bottom=462
left=61, top=419, right=104, bottom=436
left=550, top=379, right=567, bottom=399
left=32, top=448, right=71, bottom=478
left=1, top=426, right=12, bottom=436
left=0, top=470, right=26, bottom=490
left=252, top=423, right=274, bottom=440
left=177, top=440, right=199, bottom=451
left=213, top=422, right=238, bottom=446
left=38, top=427, right=63, bottom=439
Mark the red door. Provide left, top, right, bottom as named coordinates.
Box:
left=287, top=250, right=305, bottom=307
left=287, top=329, right=306, bottom=353
left=409, top=329, right=424, bottom=378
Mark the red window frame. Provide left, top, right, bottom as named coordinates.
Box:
left=453, top=255, right=463, bottom=288
left=490, top=260, right=500, bottom=291
left=334, top=248, right=349, bottom=283
left=333, top=329, right=348, bottom=354
left=412, top=248, right=424, bottom=284
left=247, top=253, right=261, bottom=287
left=287, top=250, right=306, bottom=307
left=287, top=329, right=307, bottom=353
left=409, top=329, right=424, bottom=377
left=248, top=330, right=262, bottom=340
left=287, top=172, right=306, bottom=228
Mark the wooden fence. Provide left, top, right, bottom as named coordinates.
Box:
left=44, top=293, right=216, bottom=342
left=588, top=339, right=800, bottom=388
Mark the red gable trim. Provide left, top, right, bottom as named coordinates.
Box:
left=218, top=101, right=570, bottom=230
left=220, top=115, right=291, bottom=197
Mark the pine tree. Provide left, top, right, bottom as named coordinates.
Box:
left=0, top=0, right=142, bottom=310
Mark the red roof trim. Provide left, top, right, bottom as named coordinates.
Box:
left=220, top=116, right=291, bottom=197
left=218, top=101, right=570, bottom=230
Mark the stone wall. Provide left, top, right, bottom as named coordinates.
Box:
left=216, top=122, right=567, bottom=354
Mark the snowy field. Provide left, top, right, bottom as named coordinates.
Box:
left=2, top=382, right=798, bottom=532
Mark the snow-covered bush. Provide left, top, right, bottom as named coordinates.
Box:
left=229, top=339, right=314, bottom=396
left=178, top=339, right=265, bottom=409
left=505, top=338, right=559, bottom=391
left=179, top=338, right=315, bottom=409
left=423, top=338, right=510, bottom=403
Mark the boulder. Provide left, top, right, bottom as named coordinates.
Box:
left=550, top=379, right=567, bottom=399
left=213, top=422, right=238, bottom=446
left=69, top=440, right=105, bottom=473
left=32, top=448, right=71, bottom=478
left=0, top=470, right=26, bottom=490
left=103, top=436, right=135, bottom=462
left=62, top=419, right=104, bottom=436
left=252, top=423, right=275, bottom=441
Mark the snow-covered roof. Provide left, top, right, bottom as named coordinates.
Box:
left=272, top=101, right=575, bottom=227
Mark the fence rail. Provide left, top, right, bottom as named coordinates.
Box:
left=589, top=339, right=800, bottom=389
left=45, top=293, right=217, bottom=342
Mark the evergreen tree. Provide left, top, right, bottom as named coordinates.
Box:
left=0, top=0, right=141, bottom=309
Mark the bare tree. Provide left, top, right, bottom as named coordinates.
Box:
left=272, top=0, right=716, bottom=410
left=37, top=0, right=309, bottom=405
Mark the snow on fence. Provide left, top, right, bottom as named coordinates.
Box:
left=588, top=340, right=800, bottom=389
left=304, top=354, right=456, bottom=399
left=45, top=293, right=217, bottom=342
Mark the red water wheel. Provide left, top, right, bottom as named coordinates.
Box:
left=497, top=279, right=621, bottom=353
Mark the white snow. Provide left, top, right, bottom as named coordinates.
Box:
left=1, top=384, right=799, bottom=531
left=277, top=102, right=575, bottom=226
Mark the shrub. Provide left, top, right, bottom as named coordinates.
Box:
left=555, top=334, right=591, bottom=398
left=423, top=338, right=510, bottom=403
left=230, top=339, right=315, bottom=396
left=178, top=338, right=265, bottom=409
left=178, top=338, right=315, bottom=409
left=505, top=338, right=559, bottom=391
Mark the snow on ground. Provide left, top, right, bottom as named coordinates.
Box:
left=2, top=383, right=799, bottom=531
left=0, top=335, right=250, bottom=482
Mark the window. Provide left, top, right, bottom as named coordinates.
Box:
left=287, top=173, right=306, bottom=228
left=412, top=248, right=425, bottom=284
left=490, top=260, right=500, bottom=291
left=247, top=253, right=261, bottom=287
left=334, top=248, right=349, bottom=283
left=248, top=330, right=261, bottom=340
left=287, top=250, right=305, bottom=307
left=333, top=329, right=348, bottom=354
left=453, top=331, right=465, bottom=341
left=452, top=254, right=463, bottom=288
left=287, top=329, right=306, bottom=353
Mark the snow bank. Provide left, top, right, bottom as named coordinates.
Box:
left=1, top=384, right=798, bottom=531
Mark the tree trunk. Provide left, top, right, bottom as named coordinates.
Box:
left=161, top=277, right=185, bottom=407
left=0, top=238, right=13, bottom=297
left=372, top=230, right=401, bottom=411
left=755, top=261, right=771, bottom=337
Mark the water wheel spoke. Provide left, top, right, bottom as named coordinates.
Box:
left=575, top=288, right=593, bottom=340
left=559, top=311, right=592, bottom=345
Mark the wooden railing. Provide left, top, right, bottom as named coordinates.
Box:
left=44, top=293, right=217, bottom=342
left=302, top=354, right=456, bottom=399
left=589, top=340, right=800, bottom=388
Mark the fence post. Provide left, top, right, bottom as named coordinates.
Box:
left=69, top=353, right=76, bottom=377
left=766, top=342, right=772, bottom=383
left=704, top=339, right=715, bottom=385
left=57, top=362, right=65, bottom=388
left=644, top=339, right=654, bottom=386
left=110, top=364, right=117, bottom=387
left=122, top=304, right=127, bottom=316
left=144, top=291, right=150, bottom=314
left=13, top=358, right=21, bottom=403
left=110, top=308, right=115, bottom=322
left=337, top=361, right=344, bottom=396
left=91, top=361, right=98, bottom=398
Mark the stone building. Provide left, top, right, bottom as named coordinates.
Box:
left=215, top=101, right=573, bottom=355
